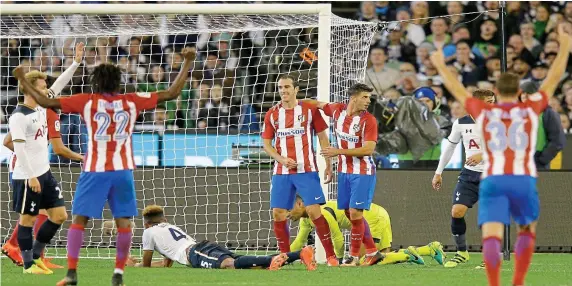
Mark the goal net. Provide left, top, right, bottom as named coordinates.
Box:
left=0, top=4, right=378, bottom=258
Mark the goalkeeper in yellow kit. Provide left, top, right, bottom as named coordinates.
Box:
left=289, top=196, right=445, bottom=265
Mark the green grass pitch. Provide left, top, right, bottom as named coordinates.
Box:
left=2, top=252, right=572, bottom=285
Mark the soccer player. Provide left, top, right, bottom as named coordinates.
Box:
left=432, top=89, right=495, bottom=268
left=304, top=83, right=382, bottom=266
left=4, top=43, right=85, bottom=274
left=126, top=205, right=317, bottom=271
left=429, top=24, right=570, bottom=286
left=289, top=196, right=444, bottom=265
left=13, top=47, right=197, bottom=286
left=262, top=74, right=338, bottom=266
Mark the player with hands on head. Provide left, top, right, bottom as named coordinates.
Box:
left=3, top=42, right=85, bottom=274
left=304, top=83, right=382, bottom=266
left=432, top=89, right=495, bottom=268
left=430, top=24, right=570, bottom=286
left=14, top=47, right=197, bottom=286
left=261, top=74, right=337, bottom=266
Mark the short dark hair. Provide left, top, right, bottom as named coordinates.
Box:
left=455, top=39, right=471, bottom=47
left=348, top=83, right=374, bottom=96
left=277, top=74, right=299, bottom=88
left=142, top=205, right=165, bottom=223
left=496, top=73, right=520, bottom=97
left=90, top=63, right=122, bottom=94
left=472, top=89, right=495, bottom=100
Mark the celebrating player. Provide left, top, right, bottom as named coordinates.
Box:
left=432, top=89, right=495, bottom=268
left=289, top=196, right=444, bottom=265
left=4, top=43, right=85, bottom=274
left=304, top=83, right=381, bottom=266
left=14, top=47, right=197, bottom=286
left=430, top=24, right=570, bottom=286
left=262, top=74, right=338, bottom=266
left=126, top=205, right=317, bottom=271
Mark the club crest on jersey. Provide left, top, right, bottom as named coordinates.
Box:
left=336, top=130, right=359, bottom=143
left=276, top=127, right=305, bottom=137
left=297, top=114, right=305, bottom=123
left=352, top=124, right=360, bottom=133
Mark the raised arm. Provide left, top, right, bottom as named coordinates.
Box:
left=156, top=47, right=196, bottom=103
left=430, top=49, right=471, bottom=106
left=539, top=24, right=571, bottom=98
left=48, top=42, right=84, bottom=98
left=13, top=66, right=61, bottom=109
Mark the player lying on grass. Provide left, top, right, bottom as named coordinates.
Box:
left=303, top=84, right=383, bottom=266
left=432, top=89, right=495, bottom=269
left=2, top=43, right=84, bottom=275
left=262, top=74, right=338, bottom=266
left=125, top=205, right=317, bottom=271
left=14, top=46, right=196, bottom=286
left=289, top=196, right=444, bottom=265
left=430, top=23, right=570, bottom=286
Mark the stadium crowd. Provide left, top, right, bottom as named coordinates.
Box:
left=1, top=1, right=571, bottom=164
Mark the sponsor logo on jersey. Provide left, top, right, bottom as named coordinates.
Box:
left=54, top=120, right=60, bottom=132
left=336, top=130, right=359, bottom=143
left=276, top=127, right=306, bottom=137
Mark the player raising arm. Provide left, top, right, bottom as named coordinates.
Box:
left=3, top=43, right=85, bottom=274
left=431, top=89, right=495, bottom=268
left=262, top=74, right=338, bottom=266
left=127, top=205, right=316, bottom=271
left=304, top=83, right=382, bottom=266
left=13, top=47, right=196, bottom=286
left=430, top=24, right=570, bottom=286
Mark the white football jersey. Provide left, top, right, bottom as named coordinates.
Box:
left=447, top=116, right=484, bottom=173
left=8, top=105, right=50, bottom=179
left=142, top=222, right=197, bottom=266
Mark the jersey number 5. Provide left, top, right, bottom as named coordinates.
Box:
left=169, top=228, right=186, bottom=241
left=486, top=121, right=529, bottom=152
left=94, top=111, right=130, bottom=141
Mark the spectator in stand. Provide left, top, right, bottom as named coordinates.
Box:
left=384, top=26, right=416, bottom=65
left=472, top=18, right=499, bottom=59
left=565, top=2, right=572, bottom=23
left=447, top=39, right=482, bottom=85
left=418, top=57, right=443, bottom=86
left=508, top=34, right=536, bottom=64
left=127, top=36, right=150, bottom=82
left=356, top=1, right=382, bottom=23
left=197, top=84, right=236, bottom=131
left=533, top=4, right=551, bottom=40
left=446, top=2, right=465, bottom=33
left=482, top=56, right=501, bottom=83
left=365, top=47, right=400, bottom=97
left=563, top=87, right=572, bottom=120
left=425, top=17, right=451, bottom=49
left=415, top=42, right=435, bottom=71
left=410, top=1, right=430, bottom=34
left=512, top=56, right=532, bottom=81
left=193, top=51, right=235, bottom=90
left=505, top=45, right=517, bottom=71
left=383, top=88, right=401, bottom=101
left=520, top=22, right=543, bottom=58
left=549, top=97, right=564, bottom=114
left=529, top=61, right=549, bottom=84
left=449, top=100, right=466, bottom=121
left=443, top=24, right=471, bottom=58
left=395, top=7, right=426, bottom=47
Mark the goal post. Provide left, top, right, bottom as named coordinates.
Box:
left=1, top=3, right=377, bottom=262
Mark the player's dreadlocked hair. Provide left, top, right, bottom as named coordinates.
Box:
left=142, top=205, right=165, bottom=223
left=90, top=63, right=122, bottom=94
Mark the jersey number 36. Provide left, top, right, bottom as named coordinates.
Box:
left=486, top=120, right=529, bottom=152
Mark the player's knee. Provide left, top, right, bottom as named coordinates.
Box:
left=50, top=211, right=68, bottom=225
left=39, top=209, right=48, bottom=216
left=272, top=208, right=288, bottom=221
left=114, top=217, right=133, bottom=229
left=348, top=208, right=363, bottom=220
left=19, top=214, right=36, bottom=227
left=72, top=215, right=89, bottom=226
left=518, top=222, right=537, bottom=234
left=305, top=205, right=321, bottom=220
left=451, top=205, right=467, bottom=218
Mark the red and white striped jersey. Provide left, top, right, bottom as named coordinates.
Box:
left=9, top=108, right=61, bottom=174
left=465, top=91, right=548, bottom=178
left=322, top=103, right=378, bottom=175
left=262, top=102, right=328, bottom=175
left=59, top=92, right=158, bottom=172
